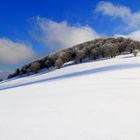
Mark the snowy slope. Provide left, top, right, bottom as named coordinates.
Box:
left=0, top=54, right=140, bottom=140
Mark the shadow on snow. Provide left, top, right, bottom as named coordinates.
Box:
left=0, top=63, right=140, bottom=91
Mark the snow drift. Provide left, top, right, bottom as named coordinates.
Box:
left=0, top=54, right=140, bottom=140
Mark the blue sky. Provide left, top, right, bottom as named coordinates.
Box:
left=1, top=0, right=140, bottom=71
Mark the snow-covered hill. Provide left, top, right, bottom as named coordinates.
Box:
left=0, top=54, right=140, bottom=140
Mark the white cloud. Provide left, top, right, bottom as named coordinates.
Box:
left=115, top=30, right=140, bottom=41
left=96, top=1, right=140, bottom=29
left=114, top=34, right=128, bottom=38
left=127, top=31, right=140, bottom=41
left=0, top=38, right=36, bottom=64
left=31, top=16, right=100, bottom=51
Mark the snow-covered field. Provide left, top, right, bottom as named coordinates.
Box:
left=0, top=54, right=140, bottom=140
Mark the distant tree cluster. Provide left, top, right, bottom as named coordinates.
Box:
left=8, top=37, right=140, bottom=79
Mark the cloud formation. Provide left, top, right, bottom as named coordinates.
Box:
left=115, top=30, right=140, bottom=41
left=96, top=1, right=140, bottom=29
left=31, top=16, right=100, bottom=51
left=127, top=31, right=140, bottom=41
left=0, top=38, right=36, bottom=64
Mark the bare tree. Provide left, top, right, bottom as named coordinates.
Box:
left=55, top=58, right=64, bottom=69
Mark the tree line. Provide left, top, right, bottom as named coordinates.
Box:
left=8, top=37, right=140, bottom=79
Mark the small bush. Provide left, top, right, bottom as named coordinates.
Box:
left=133, top=49, right=139, bottom=57
left=30, top=62, right=41, bottom=73
left=26, top=68, right=32, bottom=73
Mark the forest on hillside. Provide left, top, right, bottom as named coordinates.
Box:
left=8, top=37, right=140, bottom=79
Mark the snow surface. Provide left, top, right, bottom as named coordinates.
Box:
left=0, top=54, right=140, bottom=140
